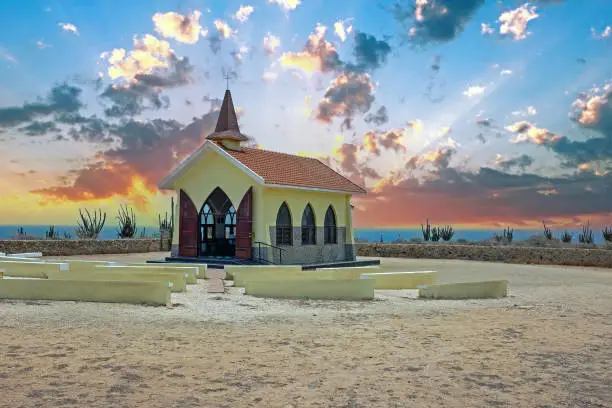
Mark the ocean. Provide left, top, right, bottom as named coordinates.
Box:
left=0, top=225, right=607, bottom=244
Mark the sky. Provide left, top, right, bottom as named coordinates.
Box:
left=0, top=0, right=611, bottom=229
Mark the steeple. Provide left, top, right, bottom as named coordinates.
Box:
left=206, top=87, right=248, bottom=150
left=214, top=89, right=241, bottom=134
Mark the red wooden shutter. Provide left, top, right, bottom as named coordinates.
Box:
left=178, top=190, right=198, bottom=257
left=235, top=187, right=253, bottom=259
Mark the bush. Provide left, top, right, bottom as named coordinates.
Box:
left=439, top=225, right=454, bottom=241
left=75, top=208, right=106, bottom=239
left=560, top=231, right=572, bottom=243
left=116, top=204, right=137, bottom=239
left=603, top=226, right=612, bottom=243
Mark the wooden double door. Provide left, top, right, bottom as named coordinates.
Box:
left=178, top=187, right=252, bottom=259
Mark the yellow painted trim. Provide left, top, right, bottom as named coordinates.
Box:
left=419, top=280, right=508, bottom=299
left=245, top=279, right=376, bottom=300
left=46, top=270, right=187, bottom=293
left=359, top=271, right=437, bottom=289
left=0, top=279, right=170, bottom=306
left=0, top=261, right=68, bottom=278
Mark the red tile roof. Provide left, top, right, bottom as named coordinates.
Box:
left=219, top=143, right=367, bottom=194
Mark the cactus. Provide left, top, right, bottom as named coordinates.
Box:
left=542, top=221, right=552, bottom=240
left=503, top=226, right=513, bottom=243
left=45, top=225, right=57, bottom=239
left=116, top=204, right=137, bottom=238
left=578, top=221, right=594, bottom=244
left=158, top=196, right=175, bottom=244
left=439, top=225, right=455, bottom=241
left=602, top=226, right=612, bottom=243
left=431, top=227, right=441, bottom=242
left=421, top=218, right=431, bottom=241
left=75, top=208, right=106, bottom=239
left=560, top=230, right=572, bottom=243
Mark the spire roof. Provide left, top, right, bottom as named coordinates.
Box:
left=207, top=89, right=248, bottom=142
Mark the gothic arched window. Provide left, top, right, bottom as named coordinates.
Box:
left=200, top=203, right=215, bottom=242
left=225, top=205, right=236, bottom=238
left=324, top=205, right=337, bottom=244
left=275, top=202, right=292, bottom=246
left=301, top=204, right=316, bottom=245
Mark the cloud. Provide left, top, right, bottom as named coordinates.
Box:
left=214, top=19, right=235, bottom=38
left=495, top=153, right=534, bottom=171
left=58, top=22, right=79, bottom=35
left=350, top=31, right=392, bottom=72
left=0, top=48, right=17, bottom=64
left=591, top=26, right=611, bottom=39
left=334, top=20, right=353, bottom=42
left=279, top=24, right=342, bottom=74
left=364, top=106, right=389, bottom=126
left=32, top=108, right=222, bottom=204
left=262, top=71, right=278, bottom=82
left=500, top=69, right=513, bottom=76
left=315, top=72, right=376, bottom=129
left=463, top=85, right=485, bottom=97
left=231, top=46, right=250, bottom=63
left=392, top=0, right=486, bottom=45
left=512, top=106, right=537, bottom=117
left=269, top=0, right=301, bottom=12
left=99, top=83, right=168, bottom=117
left=481, top=23, right=494, bottom=35
left=101, top=34, right=175, bottom=82
left=0, top=83, right=83, bottom=128
left=19, top=121, right=61, bottom=136
left=498, top=4, right=539, bottom=40
left=152, top=10, right=207, bottom=44
left=263, top=34, right=281, bottom=56
left=357, top=165, right=612, bottom=227
left=36, top=40, right=51, bottom=50
left=506, top=121, right=561, bottom=144
left=234, top=5, right=254, bottom=23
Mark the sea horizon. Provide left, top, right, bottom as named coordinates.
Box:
left=0, top=225, right=607, bottom=244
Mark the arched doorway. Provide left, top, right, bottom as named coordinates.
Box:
left=198, top=187, right=236, bottom=257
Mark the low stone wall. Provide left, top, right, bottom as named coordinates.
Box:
left=0, top=238, right=169, bottom=257
left=356, top=243, right=612, bottom=268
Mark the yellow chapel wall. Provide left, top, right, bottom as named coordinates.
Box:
left=260, top=187, right=352, bottom=243
left=169, top=148, right=266, bottom=247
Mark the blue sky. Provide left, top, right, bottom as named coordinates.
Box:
left=0, top=0, right=611, bottom=228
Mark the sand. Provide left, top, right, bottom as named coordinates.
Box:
left=1, top=253, right=611, bottom=407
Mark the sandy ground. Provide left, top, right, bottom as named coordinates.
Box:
left=1, top=253, right=611, bottom=408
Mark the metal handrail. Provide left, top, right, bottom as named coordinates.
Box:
left=253, top=240, right=285, bottom=264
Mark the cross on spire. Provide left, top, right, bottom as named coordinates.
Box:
left=224, top=72, right=232, bottom=90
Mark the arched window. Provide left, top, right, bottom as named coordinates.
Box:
left=275, top=202, right=292, bottom=246
left=200, top=202, right=215, bottom=243
left=301, top=204, right=316, bottom=245
left=324, top=205, right=337, bottom=244
left=224, top=205, right=236, bottom=238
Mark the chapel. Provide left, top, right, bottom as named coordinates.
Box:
left=158, top=88, right=366, bottom=265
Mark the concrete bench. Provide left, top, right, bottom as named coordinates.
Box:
left=0, top=260, right=68, bottom=278
left=9, top=252, right=42, bottom=258
left=315, top=266, right=382, bottom=280
left=98, top=265, right=196, bottom=285
left=132, top=263, right=205, bottom=280
left=224, top=264, right=302, bottom=280
left=419, top=280, right=508, bottom=299
left=0, top=279, right=170, bottom=306
left=245, top=278, right=376, bottom=300
left=46, top=270, right=187, bottom=293
left=359, top=271, right=437, bottom=289
left=0, top=255, right=42, bottom=262
left=45, top=260, right=116, bottom=273
left=227, top=265, right=303, bottom=284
